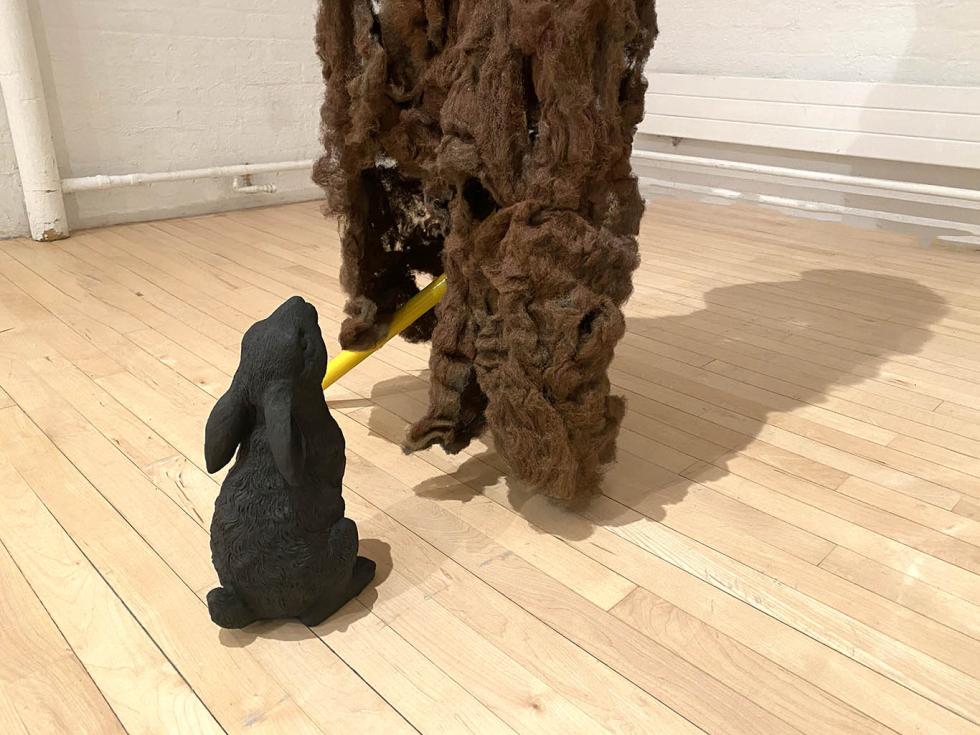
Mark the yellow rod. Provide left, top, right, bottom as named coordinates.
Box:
left=322, top=274, right=447, bottom=391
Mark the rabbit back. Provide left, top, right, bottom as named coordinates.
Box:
left=210, top=428, right=346, bottom=618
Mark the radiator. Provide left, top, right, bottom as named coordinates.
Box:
left=639, top=73, right=980, bottom=170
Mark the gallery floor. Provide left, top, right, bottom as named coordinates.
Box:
left=1, top=197, right=978, bottom=734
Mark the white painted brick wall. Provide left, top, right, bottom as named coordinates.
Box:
left=1, top=0, right=324, bottom=238
left=1, top=0, right=978, bottom=237
left=651, top=0, right=980, bottom=85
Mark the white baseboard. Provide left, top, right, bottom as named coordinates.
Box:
left=634, top=72, right=980, bottom=246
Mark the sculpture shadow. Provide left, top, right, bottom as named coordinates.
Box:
left=365, top=269, right=947, bottom=541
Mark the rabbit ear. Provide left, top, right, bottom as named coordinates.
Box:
left=204, top=386, right=249, bottom=473
left=262, top=381, right=306, bottom=486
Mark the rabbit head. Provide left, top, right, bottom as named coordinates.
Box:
left=204, top=296, right=328, bottom=485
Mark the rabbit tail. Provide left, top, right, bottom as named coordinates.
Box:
left=207, top=586, right=257, bottom=629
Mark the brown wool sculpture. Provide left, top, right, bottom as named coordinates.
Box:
left=314, top=0, right=658, bottom=502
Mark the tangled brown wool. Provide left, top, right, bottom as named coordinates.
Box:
left=314, top=0, right=658, bottom=502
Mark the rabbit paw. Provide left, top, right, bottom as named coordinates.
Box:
left=350, top=555, right=376, bottom=597
left=298, top=556, right=376, bottom=627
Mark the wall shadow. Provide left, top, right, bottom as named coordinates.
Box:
left=367, top=269, right=947, bottom=540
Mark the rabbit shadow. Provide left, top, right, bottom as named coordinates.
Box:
left=217, top=539, right=393, bottom=646
left=364, top=269, right=948, bottom=541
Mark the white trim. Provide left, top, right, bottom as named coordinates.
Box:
left=632, top=150, right=980, bottom=204
left=638, top=176, right=980, bottom=241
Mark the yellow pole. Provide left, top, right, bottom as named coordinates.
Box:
left=322, top=274, right=447, bottom=391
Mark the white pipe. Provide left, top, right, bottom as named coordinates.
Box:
left=0, top=0, right=69, bottom=240
left=62, top=159, right=313, bottom=193
left=232, top=176, right=277, bottom=194
left=633, top=150, right=980, bottom=204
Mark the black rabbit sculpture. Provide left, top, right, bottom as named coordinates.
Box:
left=204, top=295, right=375, bottom=629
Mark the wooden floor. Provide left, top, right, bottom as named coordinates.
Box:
left=1, top=198, right=979, bottom=734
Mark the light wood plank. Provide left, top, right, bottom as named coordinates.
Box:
left=0, top=543, right=126, bottom=735
left=345, top=490, right=703, bottom=735
left=0, top=443, right=221, bottom=734
left=312, top=600, right=514, bottom=734
left=5, top=197, right=980, bottom=734
left=363, top=386, right=980, bottom=673
left=0, top=356, right=419, bottom=734
left=0, top=402, right=322, bottom=733
left=351, top=477, right=890, bottom=735
left=594, top=490, right=980, bottom=723
left=837, top=476, right=980, bottom=549
left=337, top=412, right=808, bottom=735
left=820, top=546, right=980, bottom=640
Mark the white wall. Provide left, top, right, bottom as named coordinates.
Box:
left=640, top=0, right=980, bottom=245
left=1, top=0, right=324, bottom=238
left=2, top=0, right=978, bottom=238
left=651, top=0, right=980, bottom=85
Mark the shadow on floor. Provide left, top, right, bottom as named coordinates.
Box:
left=366, top=269, right=948, bottom=540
